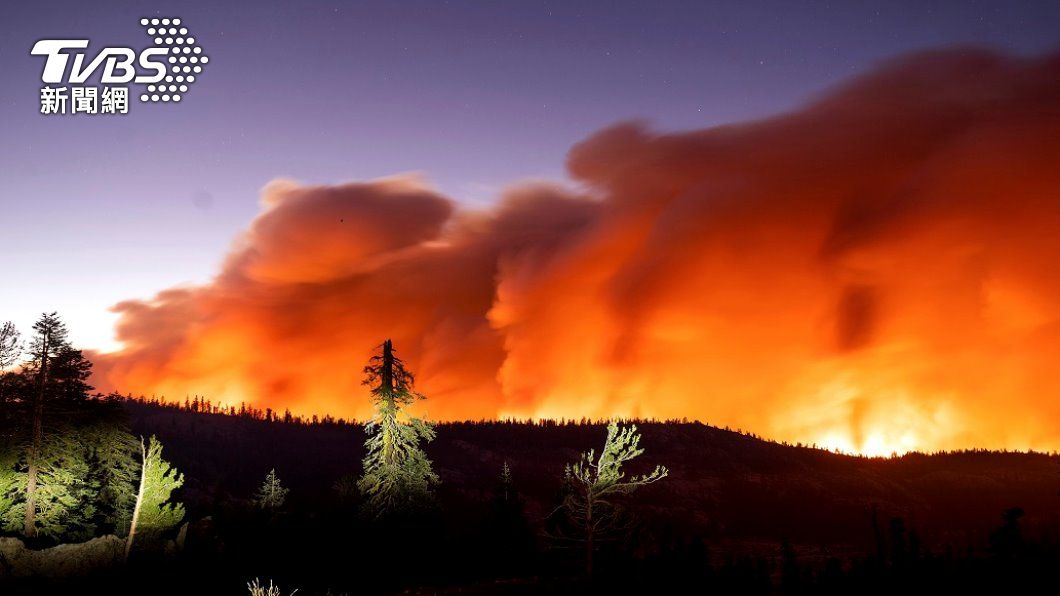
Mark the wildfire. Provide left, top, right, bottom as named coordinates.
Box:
left=91, top=49, right=1060, bottom=455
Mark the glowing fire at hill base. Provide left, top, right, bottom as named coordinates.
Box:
left=93, top=49, right=1060, bottom=455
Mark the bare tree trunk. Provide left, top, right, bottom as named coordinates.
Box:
left=381, top=339, right=394, bottom=394
left=125, top=438, right=148, bottom=560
left=23, top=452, right=39, bottom=538
left=381, top=339, right=396, bottom=467
left=23, top=330, right=50, bottom=538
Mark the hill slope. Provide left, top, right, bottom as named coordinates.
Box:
left=124, top=401, right=1059, bottom=552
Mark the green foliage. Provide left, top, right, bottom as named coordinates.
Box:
left=126, top=435, right=184, bottom=556
left=134, top=436, right=185, bottom=533
left=567, top=421, right=669, bottom=502
left=0, top=313, right=139, bottom=542
left=357, top=395, right=439, bottom=516
left=26, top=432, right=95, bottom=540
left=0, top=444, right=20, bottom=526
left=556, top=420, right=668, bottom=575
left=0, top=408, right=138, bottom=541
left=357, top=339, right=439, bottom=517
left=18, top=312, right=80, bottom=538
left=84, top=416, right=140, bottom=535
left=255, top=468, right=289, bottom=510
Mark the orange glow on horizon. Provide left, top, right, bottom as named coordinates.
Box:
left=91, top=49, right=1060, bottom=456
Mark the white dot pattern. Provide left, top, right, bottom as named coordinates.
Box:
left=139, top=17, right=208, bottom=103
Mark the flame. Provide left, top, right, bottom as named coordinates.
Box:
left=91, top=49, right=1060, bottom=454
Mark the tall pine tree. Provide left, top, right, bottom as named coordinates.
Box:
left=0, top=314, right=138, bottom=541
left=0, top=321, right=20, bottom=526
left=22, top=312, right=68, bottom=537
left=486, top=461, right=534, bottom=574
left=356, top=339, right=438, bottom=517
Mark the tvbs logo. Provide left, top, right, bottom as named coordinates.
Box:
left=31, top=17, right=209, bottom=115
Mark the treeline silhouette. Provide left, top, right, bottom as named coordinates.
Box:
left=123, top=394, right=357, bottom=427
left=119, top=394, right=1055, bottom=458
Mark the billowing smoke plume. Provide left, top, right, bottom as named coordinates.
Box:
left=94, top=49, right=1060, bottom=454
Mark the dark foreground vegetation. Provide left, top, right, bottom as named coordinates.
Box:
left=1, top=397, right=1054, bottom=594
left=1, top=316, right=1058, bottom=594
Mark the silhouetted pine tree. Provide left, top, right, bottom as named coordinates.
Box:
left=486, top=461, right=534, bottom=573
left=545, top=462, right=578, bottom=539
left=989, top=507, right=1024, bottom=559
left=0, top=321, right=20, bottom=407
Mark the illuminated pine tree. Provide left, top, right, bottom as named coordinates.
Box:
left=0, top=413, right=135, bottom=541
left=22, top=312, right=70, bottom=538
left=499, top=461, right=513, bottom=503
left=356, top=339, right=438, bottom=517
left=558, top=421, right=668, bottom=576
left=0, top=317, right=138, bottom=542
left=83, top=409, right=140, bottom=536
left=0, top=322, right=18, bottom=522
left=0, top=314, right=136, bottom=540
left=255, top=468, right=289, bottom=510
left=125, top=435, right=185, bottom=559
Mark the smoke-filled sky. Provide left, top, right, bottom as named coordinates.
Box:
left=2, top=2, right=1060, bottom=453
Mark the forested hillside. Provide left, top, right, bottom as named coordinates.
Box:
left=124, top=399, right=1059, bottom=550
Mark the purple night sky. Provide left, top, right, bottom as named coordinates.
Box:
left=1, top=1, right=1058, bottom=350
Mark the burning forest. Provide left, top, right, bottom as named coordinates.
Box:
left=91, top=49, right=1060, bottom=456
left=3, top=2, right=1060, bottom=593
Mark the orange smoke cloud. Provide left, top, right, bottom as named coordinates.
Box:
left=93, top=49, right=1060, bottom=454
